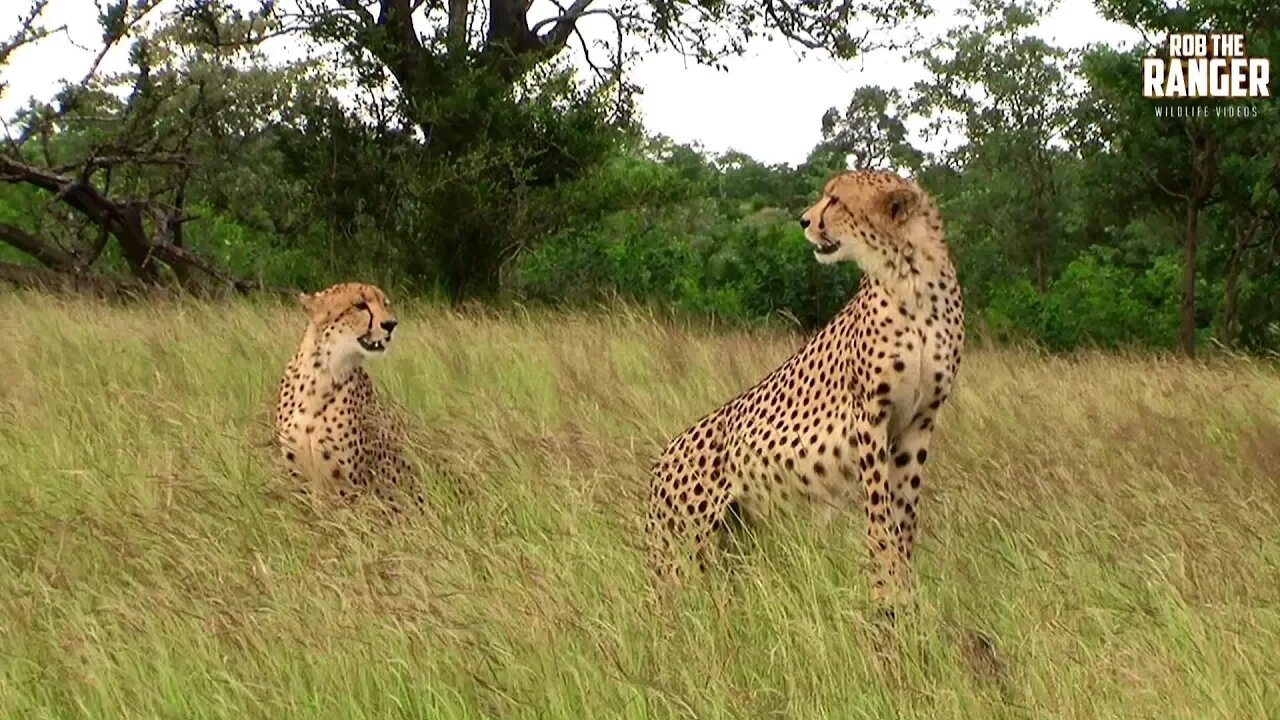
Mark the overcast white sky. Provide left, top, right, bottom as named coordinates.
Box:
left=0, top=0, right=1141, bottom=165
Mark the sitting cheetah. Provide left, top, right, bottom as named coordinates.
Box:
left=273, top=282, right=425, bottom=515
left=645, top=169, right=964, bottom=609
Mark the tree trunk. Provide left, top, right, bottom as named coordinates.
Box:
left=447, top=0, right=470, bottom=47
left=1033, top=241, right=1047, bottom=293
left=1174, top=127, right=1219, bottom=358
left=1027, top=148, right=1053, bottom=294
left=1220, top=247, right=1243, bottom=347
left=1218, top=217, right=1255, bottom=346
left=1178, top=198, right=1199, bottom=357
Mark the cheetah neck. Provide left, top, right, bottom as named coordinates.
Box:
left=864, top=221, right=953, bottom=311
left=290, top=327, right=363, bottom=405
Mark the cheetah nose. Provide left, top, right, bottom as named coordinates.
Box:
left=799, top=217, right=811, bottom=229
left=381, top=319, right=398, bottom=333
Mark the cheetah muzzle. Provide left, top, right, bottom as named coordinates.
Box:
left=812, top=234, right=840, bottom=256
left=357, top=333, right=390, bottom=353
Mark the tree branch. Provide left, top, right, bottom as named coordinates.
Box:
left=0, top=221, right=79, bottom=269
left=1146, top=167, right=1189, bottom=201
left=76, top=0, right=165, bottom=92
left=335, top=0, right=377, bottom=26
left=0, top=0, right=59, bottom=70
left=531, top=0, right=595, bottom=51
left=52, top=151, right=193, bottom=175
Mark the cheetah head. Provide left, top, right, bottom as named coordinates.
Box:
left=298, top=282, right=399, bottom=368
left=798, top=169, right=924, bottom=270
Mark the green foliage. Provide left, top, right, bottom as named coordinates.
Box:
left=180, top=205, right=335, bottom=291
left=2, top=0, right=1277, bottom=354
left=816, top=86, right=924, bottom=172
left=985, top=249, right=1182, bottom=350
left=263, top=60, right=626, bottom=300
left=512, top=154, right=860, bottom=327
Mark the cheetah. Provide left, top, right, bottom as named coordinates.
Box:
left=645, top=169, right=964, bottom=610
left=273, top=282, right=425, bottom=515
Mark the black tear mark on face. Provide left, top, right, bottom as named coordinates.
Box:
left=818, top=196, right=837, bottom=231
left=346, top=299, right=373, bottom=333
left=826, top=190, right=863, bottom=224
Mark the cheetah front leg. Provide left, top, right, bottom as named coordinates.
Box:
left=887, top=412, right=936, bottom=602
left=855, top=409, right=902, bottom=609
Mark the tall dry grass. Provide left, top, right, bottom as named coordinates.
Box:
left=1, top=290, right=1278, bottom=719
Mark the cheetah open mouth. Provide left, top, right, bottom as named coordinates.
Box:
left=358, top=336, right=389, bottom=353
left=813, top=236, right=841, bottom=255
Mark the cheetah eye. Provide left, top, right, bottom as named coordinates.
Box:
left=354, top=300, right=369, bottom=311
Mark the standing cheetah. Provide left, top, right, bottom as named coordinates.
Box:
left=273, top=282, right=425, bottom=515
left=645, top=170, right=964, bottom=609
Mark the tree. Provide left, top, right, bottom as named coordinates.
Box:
left=814, top=85, right=922, bottom=172
left=267, top=0, right=935, bottom=299
left=270, top=0, right=935, bottom=298
left=275, top=0, right=933, bottom=140
left=0, top=1, right=326, bottom=294
left=1082, top=0, right=1279, bottom=355
left=911, top=0, right=1075, bottom=292
left=1214, top=129, right=1279, bottom=347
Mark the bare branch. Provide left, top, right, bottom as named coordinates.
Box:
left=335, top=0, right=376, bottom=26
left=0, top=221, right=79, bottom=269
left=148, top=243, right=267, bottom=292
left=0, top=152, right=164, bottom=280
left=530, top=0, right=595, bottom=50
left=1146, top=167, right=1189, bottom=201
left=542, top=0, right=609, bottom=83
left=0, top=0, right=60, bottom=69
left=52, top=151, right=194, bottom=175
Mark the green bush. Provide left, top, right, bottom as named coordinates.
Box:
left=513, top=198, right=859, bottom=328
left=181, top=207, right=334, bottom=291
left=983, top=248, right=1182, bottom=351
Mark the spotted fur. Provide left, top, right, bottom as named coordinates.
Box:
left=273, top=282, right=425, bottom=515
left=645, top=170, right=964, bottom=609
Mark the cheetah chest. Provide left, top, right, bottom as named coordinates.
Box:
left=276, top=373, right=370, bottom=488
left=858, top=290, right=960, bottom=436
left=880, top=324, right=953, bottom=429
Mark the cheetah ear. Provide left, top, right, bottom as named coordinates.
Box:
left=297, top=292, right=317, bottom=313
left=884, top=187, right=919, bottom=223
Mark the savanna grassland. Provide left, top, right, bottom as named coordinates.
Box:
left=1, top=290, right=1278, bottom=720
